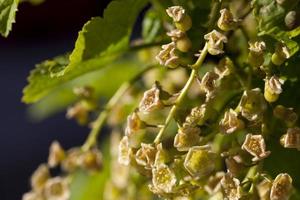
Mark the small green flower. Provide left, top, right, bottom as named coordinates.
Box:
left=44, top=177, right=70, bottom=200
left=135, top=143, right=157, bottom=169
left=204, top=30, right=228, bottom=55
left=139, top=83, right=164, bottom=113
left=118, top=136, right=133, bottom=166
left=217, top=8, right=239, bottom=31
left=270, top=173, right=293, bottom=200
left=242, top=134, right=270, bottom=162
left=200, top=71, right=219, bottom=99
left=220, top=173, right=242, bottom=200
left=239, top=88, right=267, bottom=121
left=219, top=109, right=244, bottom=134
left=264, top=76, right=284, bottom=103
left=248, top=41, right=266, bottom=68
left=156, top=42, right=180, bottom=68
left=48, top=141, right=65, bottom=168
left=167, top=29, right=192, bottom=52
left=184, top=146, right=216, bottom=178
left=30, top=164, right=50, bottom=192
left=166, top=6, right=192, bottom=32
left=280, top=127, right=300, bottom=150
left=271, top=43, right=291, bottom=66
left=151, top=164, right=177, bottom=194
left=174, top=126, right=201, bottom=151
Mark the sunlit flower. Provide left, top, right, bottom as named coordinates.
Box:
left=156, top=42, right=179, bottom=68
left=242, top=134, right=270, bottom=162
left=44, top=177, right=70, bottom=200
left=151, top=164, right=177, bottom=194
left=220, top=173, right=242, bottom=200
left=204, top=30, right=228, bottom=55
left=135, top=143, right=157, bottom=169
left=30, top=164, right=50, bottom=192
left=219, top=109, right=244, bottom=134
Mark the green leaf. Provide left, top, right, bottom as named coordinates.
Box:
left=252, top=0, right=300, bottom=56
left=22, top=0, right=147, bottom=103
left=0, top=0, right=19, bottom=37
left=27, top=54, right=150, bottom=120
left=142, top=9, right=163, bottom=43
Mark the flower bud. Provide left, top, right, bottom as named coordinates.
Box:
left=256, top=179, right=272, bottom=200
left=201, top=71, right=219, bottom=99
left=248, top=41, right=266, bottom=68
left=241, top=134, right=270, bottom=162
left=220, top=173, right=242, bottom=200
left=48, top=141, right=65, bottom=168
left=61, top=148, right=82, bottom=172
left=271, top=43, right=291, bottom=66
left=239, top=88, right=267, bottom=121
left=273, top=105, right=298, bottom=127
left=167, top=29, right=192, bottom=52
left=270, top=173, right=293, bottom=200
left=139, top=83, right=165, bottom=113
left=184, top=146, right=216, bottom=178
left=66, top=102, right=89, bottom=125
left=44, top=177, right=70, bottom=200
left=118, top=136, right=132, bottom=165
left=156, top=42, right=179, bottom=68
left=280, top=127, right=300, bottom=150
left=219, top=109, right=244, bottom=134
left=204, top=30, right=228, bottom=55
left=31, top=164, right=50, bottom=192
left=264, top=76, right=284, bottom=103
left=135, top=143, right=157, bottom=169
left=151, top=164, right=177, bottom=194
left=285, top=11, right=297, bottom=29
left=174, top=126, right=201, bottom=151
left=217, top=8, right=239, bottom=31
left=80, top=149, right=103, bottom=171
left=166, top=6, right=192, bottom=32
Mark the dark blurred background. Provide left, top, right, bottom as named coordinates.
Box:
left=0, top=0, right=110, bottom=199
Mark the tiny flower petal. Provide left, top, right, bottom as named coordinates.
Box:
left=242, top=134, right=270, bottom=162
left=166, top=6, right=186, bottom=22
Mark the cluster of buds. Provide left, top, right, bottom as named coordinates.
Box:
left=23, top=141, right=102, bottom=200
left=66, top=86, right=98, bottom=125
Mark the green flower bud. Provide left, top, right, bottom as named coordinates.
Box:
left=217, top=8, right=239, bottom=31
left=48, top=141, right=65, bottom=168
left=219, top=109, right=244, bottom=134
left=156, top=42, right=179, bottom=68
left=167, top=29, right=192, bottom=52
left=273, top=105, right=298, bottom=127
left=280, top=127, right=300, bottom=150
left=44, top=177, right=70, bottom=200
left=151, top=164, right=177, bottom=194
left=264, top=76, right=284, bottom=103
left=239, top=88, right=267, bottom=121
left=204, top=30, right=228, bottom=55
left=30, top=164, right=50, bottom=192
left=241, top=134, right=270, bottom=162
left=166, top=6, right=192, bottom=32
left=248, top=41, right=266, bottom=68
left=220, top=173, right=242, bottom=200
left=184, top=146, right=216, bottom=178
left=174, top=126, right=201, bottom=151
left=285, top=11, right=297, bottom=29
left=270, top=173, right=293, bottom=200
left=271, top=43, right=290, bottom=66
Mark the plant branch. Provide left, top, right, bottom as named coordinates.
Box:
left=82, top=65, right=157, bottom=151
left=154, top=43, right=208, bottom=144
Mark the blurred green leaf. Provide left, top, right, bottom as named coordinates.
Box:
left=0, top=0, right=19, bottom=37
left=27, top=54, right=149, bottom=120
left=142, top=9, right=163, bottom=43
left=22, top=0, right=147, bottom=103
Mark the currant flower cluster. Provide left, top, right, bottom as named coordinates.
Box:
left=23, top=141, right=102, bottom=200
left=117, top=5, right=296, bottom=200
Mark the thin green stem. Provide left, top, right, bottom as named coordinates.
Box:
left=154, top=43, right=208, bottom=144
left=82, top=65, right=157, bottom=151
